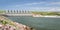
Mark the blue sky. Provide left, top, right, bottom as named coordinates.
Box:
left=0, top=0, right=60, bottom=11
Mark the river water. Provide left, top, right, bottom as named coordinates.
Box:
left=6, top=16, right=60, bottom=30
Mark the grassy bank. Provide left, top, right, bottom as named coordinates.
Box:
left=0, top=10, right=5, bottom=14
left=32, top=12, right=60, bottom=16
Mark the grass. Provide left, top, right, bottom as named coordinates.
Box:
left=0, top=10, right=5, bottom=14
left=32, top=12, right=60, bottom=16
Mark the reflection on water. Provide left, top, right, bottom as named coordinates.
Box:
left=6, top=16, right=60, bottom=30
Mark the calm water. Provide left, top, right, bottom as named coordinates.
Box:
left=6, top=16, right=60, bottom=30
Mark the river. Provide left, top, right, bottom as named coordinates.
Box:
left=6, top=16, right=60, bottom=30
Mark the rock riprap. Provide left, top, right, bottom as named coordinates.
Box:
left=0, top=16, right=35, bottom=30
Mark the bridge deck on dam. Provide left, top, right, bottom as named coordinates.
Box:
left=6, top=14, right=32, bottom=16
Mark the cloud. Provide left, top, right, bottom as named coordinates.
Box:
left=25, top=2, right=46, bottom=5
left=26, top=2, right=60, bottom=5
left=4, top=5, right=60, bottom=11
left=50, top=2, right=60, bottom=5
left=24, top=2, right=59, bottom=5
left=45, top=2, right=60, bottom=6
left=6, top=1, right=60, bottom=7
left=6, top=2, right=46, bottom=8
left=4, top=1, right=60, bottom=11
left=30, top=7, right=60, bottom=11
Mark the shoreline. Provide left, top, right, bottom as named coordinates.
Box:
left=1, top=14, right=60, bottom=18
left=33, top=15, right=60, bottom=18
left=0, top=16, right=34, bottom=30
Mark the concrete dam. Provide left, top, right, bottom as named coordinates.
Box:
left=3, top=10, right=33, bottom=16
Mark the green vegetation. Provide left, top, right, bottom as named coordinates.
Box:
left=0, top=20, right=19, bottom=30
left=0, top=20, right=8, bottom=25
left=32, top=12, right=60, bottom=16
left=0, top=20, right=15, bottom=26
left=0, top=10, right=5, bottom=14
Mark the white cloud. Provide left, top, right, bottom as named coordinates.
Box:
left=50, top=2, right=60, bottom=5
left=7, top=2, right=60, bottom=8
left=31, top=7, right=60, bottom=11
left=5, top=1, right=60, bottom=11
left=46, top=2, right=60, bottom=5
left=25, top=2, right=46, bottom=5
left=24, top=2, right=60, bottom=6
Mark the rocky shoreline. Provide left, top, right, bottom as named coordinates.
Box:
left=0, top=16, right=35, bottom=30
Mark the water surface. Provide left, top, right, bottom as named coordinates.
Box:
left=6, top=16, right=60, bottom=30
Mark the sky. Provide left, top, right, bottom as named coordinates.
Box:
left=0, top=0, right=60, bottom=11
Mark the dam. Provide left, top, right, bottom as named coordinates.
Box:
left=4, top=10, right=32, bottom=16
